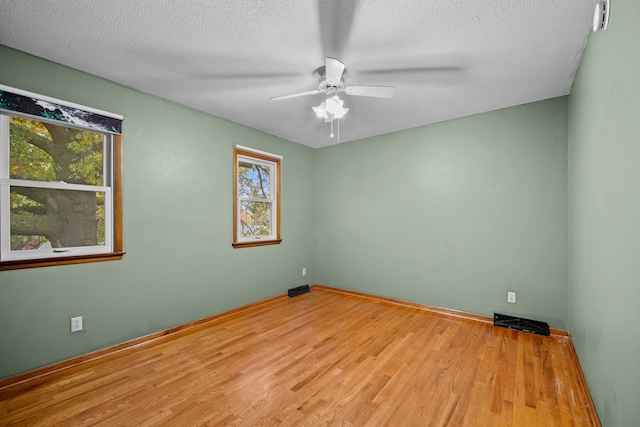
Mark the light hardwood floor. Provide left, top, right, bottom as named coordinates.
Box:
left=0, top=286, right=599, bottom=426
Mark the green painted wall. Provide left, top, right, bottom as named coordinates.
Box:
left=568, top=0, right=640, bottom=425
left=315, top=98, right=568, bottom=328
left=8, top=19, right=637, bottom=424
left=0, top=45, right=316, bottom=378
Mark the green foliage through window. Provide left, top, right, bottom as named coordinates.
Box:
left=6, top=116, right=107, bottom=252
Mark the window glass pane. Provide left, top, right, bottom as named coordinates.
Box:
left=10, top=186, right=105, bottom=250
left=9, top=116, right=104, bottom=186
left=238, top=161, right=271, bottom=199
left=240, top=200, right=272, bottom=237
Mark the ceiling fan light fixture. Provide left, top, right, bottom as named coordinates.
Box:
left=326, top=95, right=349, bottom=118
left=332, top=106, right=349, bottom=119
left=312, top=102, right=327, bottom=118
left=312, top=95, right=349, bottom=121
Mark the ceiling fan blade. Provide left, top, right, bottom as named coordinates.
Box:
left=358, top=66, right=464, bottom=76
left=270, top=89, right=321, bottom=101
left=318, top=0, right=359, bottom=59
left=344, top=85, right=395, bottom=98
left=325, top=58, right=345, bottom=85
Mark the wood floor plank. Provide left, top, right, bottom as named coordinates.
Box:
left=0, top=287, right=599, bottom=426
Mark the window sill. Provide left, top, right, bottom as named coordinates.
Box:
left=232, top=239, right=282, bottom=249
left=0, top=251, right=126, bottom=271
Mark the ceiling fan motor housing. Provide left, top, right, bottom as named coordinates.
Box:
left=318, top=77, right=345, bottom=94
left=270, top=57, right=394, bottom=102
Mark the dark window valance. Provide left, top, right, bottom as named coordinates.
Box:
left=0, top=84, right=123, bottom=134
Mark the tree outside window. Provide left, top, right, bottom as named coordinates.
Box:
left=0, top=115, right=123, bottom=270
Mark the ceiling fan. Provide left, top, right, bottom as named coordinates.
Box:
left=270, top=57, right=395, bottom=103
left=270, top=57, right=394, bottom=137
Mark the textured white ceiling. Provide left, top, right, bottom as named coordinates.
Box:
left=0, top=0, right=594, bottom=148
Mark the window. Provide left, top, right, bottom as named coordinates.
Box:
left=0, top=85, right=123, bottom=270
left=233, top=146, right=281, bottom=248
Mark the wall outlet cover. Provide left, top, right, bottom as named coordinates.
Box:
left=71, top=316, right=83, bottom=332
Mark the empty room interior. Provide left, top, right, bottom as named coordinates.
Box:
left=0, top=1, right=638, bottom=425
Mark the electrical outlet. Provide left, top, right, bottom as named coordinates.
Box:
left=302, top=268, right=307, bottom=276
left=71, top=316, right=83, bottom=332
left=507, top=292, right=517, bottom=304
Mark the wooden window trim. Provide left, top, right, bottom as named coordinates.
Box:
left=233, top=147, right=281, bottom=248
left=0, top=135, right=125, bottom=271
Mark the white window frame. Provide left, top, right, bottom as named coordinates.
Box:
left=233, top=145, right=282, bottom=248
left=0, top=113, right=117, bottom=265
